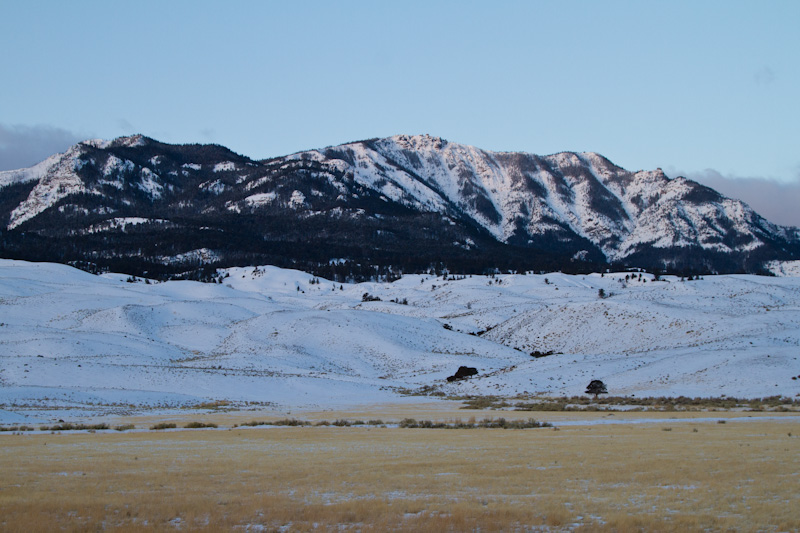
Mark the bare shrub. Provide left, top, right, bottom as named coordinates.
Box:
left=150, top=423, right=177, bottom=430
left=184, top=422, right=218, bottom=429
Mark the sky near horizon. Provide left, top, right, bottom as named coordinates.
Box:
left=1, top=1, right=799, bottom=225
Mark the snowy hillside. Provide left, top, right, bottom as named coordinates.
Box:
left=1, top=260, right=798, bottom=423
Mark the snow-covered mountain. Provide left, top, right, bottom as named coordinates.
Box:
left=309, top=135, right=798, bottom=263
left=1, top=134, right=797, bottom=277
left=1, top=260, right=799, bottom=423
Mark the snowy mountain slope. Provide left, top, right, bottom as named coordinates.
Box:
left=767, top=260, right=800, bottom=277
left=3, top=144, right=90, bottom=229
left=1, top=134, right=798, bottom=276
left=307, top=135, right=794, bottom=262
left=1, top=260, right=799, bottom=424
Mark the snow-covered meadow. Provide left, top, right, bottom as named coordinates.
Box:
left=1, top=260, right=799, bottom=423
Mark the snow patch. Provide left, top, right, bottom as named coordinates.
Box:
left=82, top=217, right=169, bottom=234
left=103, top=155, right=135, bottom=177
left=81, top=139, right=112, bottom=149
left=137, top=168, right=163, bottom=199
left=213, top=161, right=236, bottom=172
left=157, top=248, right=219, bottom=265
left=244, top=192, right=277, bottom=207
left=289, top=190, right=306, bottom=208
left=200, top=179, right=226, bottom=195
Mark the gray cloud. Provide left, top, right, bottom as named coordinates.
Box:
left=754, top=66, right=776, bottom=85
left=116, top=118, right=135, bottom=132
left=673, top=167, right=800, bottom=227
left=199, top=128, right=216, bottom=140
left=0, top=123, right=88, bottom=171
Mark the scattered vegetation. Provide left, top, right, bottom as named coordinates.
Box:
left=399, top=384, right=447, bottom=396
left=37, top=423, right=110, bottom=432
left=458, top=395, right=800, bottom=412
left=192, top=400, right=231, bottom=410
left=233, top=417, right=551, bottom=429
left=240, top=419, right=312, bottom=427
left=183, top=421, right=218, bottom=429
left=460, top=396, right=512, bottom=410
left=333, top=419, right=366, bottom=426
left=150, top=422, right=177, bottom=430
left=398, top=417, right=552, bottom=429
left=114, top=424, right=136, bottom=432
left=0, top=425, right=34, bottom=432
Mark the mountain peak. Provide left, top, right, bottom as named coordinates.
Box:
left=109, top=134, right=150, bottom=148
left=80, top=138, right=112, bottom=150
left=386, top=133, right=449, bottom=151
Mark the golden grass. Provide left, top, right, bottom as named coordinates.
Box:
left=1, top=416, right=798, bottom=532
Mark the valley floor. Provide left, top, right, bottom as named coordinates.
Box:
left=1, top=408, right=798, bottom=532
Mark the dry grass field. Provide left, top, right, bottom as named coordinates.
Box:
left=1, top=411, right=798, bottom=532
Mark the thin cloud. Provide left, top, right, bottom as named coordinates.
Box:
left=199, top=128, right=216, bottom=140
left=116, top=118, right=135, bottom=132
left=0, top=123, right=87, bottom=171
left=675, top=168, right=800, bottom=227
left=754, top=66, right=776, bottom=85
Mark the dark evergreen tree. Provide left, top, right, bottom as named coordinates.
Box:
left=585, top=380, right=608, bottom=399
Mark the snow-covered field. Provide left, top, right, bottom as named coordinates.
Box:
left=1, top=260, right=799, bottom=424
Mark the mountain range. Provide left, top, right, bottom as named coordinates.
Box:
left=1, top=134, right=797, bottom=279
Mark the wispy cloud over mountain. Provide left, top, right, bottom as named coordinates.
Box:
left=0, top=123, right=87, bottom=171
left=673, top=167, right=800, bottom=227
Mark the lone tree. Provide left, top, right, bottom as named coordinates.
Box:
left=585, top=379, right=608, bottom=399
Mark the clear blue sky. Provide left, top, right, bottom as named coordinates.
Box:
left=2, top=1, right=799, bottom=224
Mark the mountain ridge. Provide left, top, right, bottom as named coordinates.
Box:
left=1, top=133, right=798, bottom=279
